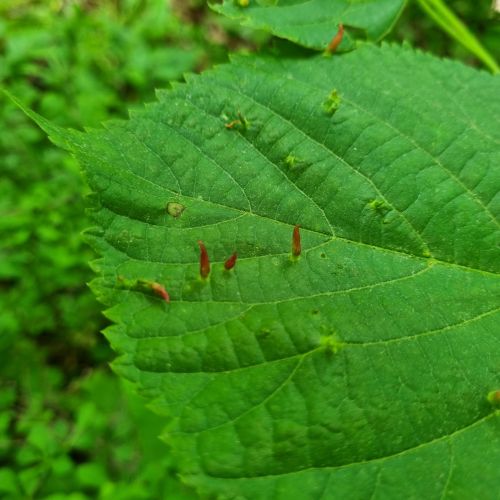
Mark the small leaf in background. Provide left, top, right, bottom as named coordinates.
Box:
left=212, top=0, right=407, bottom=50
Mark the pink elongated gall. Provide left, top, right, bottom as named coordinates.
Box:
left=151, top=282, right=170, bottom=303
left=198, top=240, right=210, bottom=279
left=292, top=225, right=301, bottom=257
left=327, top=23, right=344, bottom=54
left=224, top=252, right=237, bottom=270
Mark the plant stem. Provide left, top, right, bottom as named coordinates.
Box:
left=416, top=0, right=500, bottom=74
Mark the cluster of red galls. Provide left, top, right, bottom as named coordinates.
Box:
left=151, top=225, right=302, bottom=304
left=147, top=21, right=346, bottom=305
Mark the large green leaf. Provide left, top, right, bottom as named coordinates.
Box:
left=211, top=0, right=407, bottom=50
left=20, top=44, right=500, bottom=498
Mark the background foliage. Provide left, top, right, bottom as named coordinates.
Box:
left=0, top=0, right=498, bottom=498
left=0, top=1, right=261, bottom=497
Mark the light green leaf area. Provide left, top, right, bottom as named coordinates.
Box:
left=211, top=0, right=407, bottom=51
left=25, top=45, right=500, bottom=498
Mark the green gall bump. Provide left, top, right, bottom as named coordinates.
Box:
left=284, top=154, right=308, bottom=171
left=237, top=0, right=249, bottom=6
left=167, top=202, right=185, bottom=218
left=284, top=154, right=298, bottom=168
left=320, top=334, right=343, bottom=355
left=258, top=329, right=271, bottom=338
left=323, top=90, right=341, bottom=115
left=369, top=199, right=391, bottom=216
left=487, top=390, right=500, bottom=408
left=285, top=154, right=296, bottom=168
left=116, top=275, right=137, bottom=290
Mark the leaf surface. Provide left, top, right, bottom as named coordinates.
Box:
left=211, top=0, right=407, bottom=50
left=29, top=45, right=500, bottom=498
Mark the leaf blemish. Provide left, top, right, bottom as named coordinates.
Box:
left=166, top=201, right=185, bottom=218
left=323, top=89, right=341, bottom=115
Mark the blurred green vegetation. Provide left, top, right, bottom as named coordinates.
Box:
left=390, top=0, right=500, bottom=69
left=0, top=0, right=497, bottom=498
left=0, top=1, right=263, bottom=497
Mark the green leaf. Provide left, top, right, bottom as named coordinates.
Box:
left=24, top=44, right=500, bottom=498
left=211, top=0, right=407, bottom=50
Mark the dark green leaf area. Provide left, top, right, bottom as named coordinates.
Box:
left=64, top=45, right=499, bottom=498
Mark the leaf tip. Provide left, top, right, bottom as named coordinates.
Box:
left=2, top=89, right=73, bottom=150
